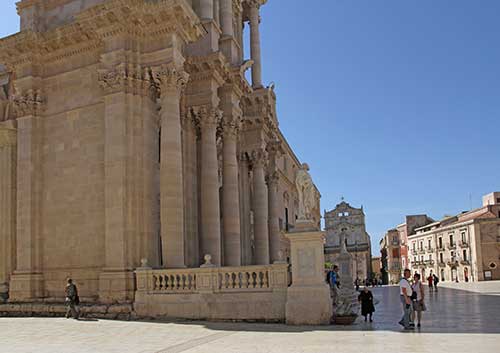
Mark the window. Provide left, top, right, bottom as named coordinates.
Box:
left=419, top=241, right=423, bottom=250
left=420, top=255, right=424, bottom=262
left=463, top=250, right=467, bottom=261
left=438, top=237, right=443, bottom=248
left=451, top=251, right=455, bottom=261
left=428, top=239, right=432, bottom=248
left=461, top=231, right=467, bottom=243
left=440, top=253, right=444, bottom=263
left=429, top=254, right=433, bottom=261
left=449, top=234, right=454, bottom=246
left=414, top=257, right=417, bottom=263
left=412, top=242, right=416, bottom=251
left=497, top=197, right=500, bottom=204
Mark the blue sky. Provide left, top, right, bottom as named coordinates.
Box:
left=1, top=1, right=499, bottom=255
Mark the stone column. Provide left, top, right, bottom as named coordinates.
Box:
left=220, top=0, right=234, bottom=37
left=248, top=0, right=263, bottom=88
left=199, top=0, right=214, bottom=20
left=197, top=106, right=222, bottom=266
left=267, top=172, right=281, bottom=263
left=239, top=153, right=252, bottom=265
left=158, top=66, right=189, bottom=268
left=182, top=110, right=199, bottom=268
left=251, top=148, right=270, bottom=265
left=0, top=126, right=16, bottom=302
left=9, top=105, right=45, bottom=301
left=222, top=116, right=241, bottom=266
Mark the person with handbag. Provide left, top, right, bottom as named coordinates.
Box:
left=65, top=278, right=80, bottom=319
left=411, top=273, right=426, bottom=328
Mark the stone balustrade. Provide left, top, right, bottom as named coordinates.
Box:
left=136, top=264, right=289, bottom=295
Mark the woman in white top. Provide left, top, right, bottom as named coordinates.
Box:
left=411, top=273, right=425, bottom=328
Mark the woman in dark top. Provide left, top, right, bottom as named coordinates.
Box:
left=358, top=286, right=375, bottom=322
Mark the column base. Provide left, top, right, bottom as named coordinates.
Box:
left=98, top=269, right=135, bottom=304
left=285, top=284, right=332, bottom=325
left=8, top=272, right=45, bottom=302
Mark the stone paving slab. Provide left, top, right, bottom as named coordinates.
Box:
left=1, top=286, right=499, bottom=353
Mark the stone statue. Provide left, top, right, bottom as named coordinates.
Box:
left=295, top=163, right=317, bottom=220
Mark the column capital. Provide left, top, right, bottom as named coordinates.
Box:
left=0, top=127, right=17, bottom=147
left=153, top=64, right=189, bottom=94
left=250, top=148, right=268, bottom=168
left=266, top=171, right=279, bottom=186
left=98, top=64, right=158, bottom=99
left=246, top=0, right=267, bottom=10
left=192, top=106, right=222, bottom=130
left=222, top=115, right=242, bottom=139
left=266, top=139, right=283, bottom=157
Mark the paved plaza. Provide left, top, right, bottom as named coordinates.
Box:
left=1, top=284, right=500, bottom=353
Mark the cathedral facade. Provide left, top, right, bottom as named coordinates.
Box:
left=324, top=201, right=372, bottom=282
left=0, top=0, right=321, bottom=304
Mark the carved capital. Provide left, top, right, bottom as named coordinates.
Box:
left=153, top=65, right=189, bottom=94
left=11, top=89, right=44, bottom=117
left=246, top=0, right=267, bottom=9
left=222, top=115, right=242, bottom=139
left=266, top=171, right=279, bottom=186
left=266, top=139, right=283, bottom=157
left=192, top=106, right=222, bottom=130
left=98, top=65, right=126, bottom=92
left=0, top=128, right=17, bottom=147
left=250, top=148, right=268, bottom=168
left=98, top=64, right=158, bottom=98
left=182, top=108, right=200, bottom=134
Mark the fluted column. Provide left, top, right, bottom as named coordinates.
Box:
left=220, top=0, right=234, bottom=37
left=0, top=127, right=16, bottom=301
left=267, top=172, right=281, bottom=263
left=239, top=153, right=252, bottom=265
left=157, top=65, right=189, bottom=268
left=248, top=0, right=263, bottom=88
left=222, top=116, right=241, bottom=266
left=197, top=106, right=222, bottom=266
left=251, top=148, right=269, bottom=264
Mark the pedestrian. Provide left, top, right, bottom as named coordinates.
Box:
left=355, top=277, right=360, bottom=291
left=433, top=273, right=439, bottom=292
left=358, top=286, right=375, bottom=322
left=427, top=273, right=434, bottom=292
left=65, top=278, right=79, bottom=319
left=327, top=265, right=340, bottom=289
left=411, top=273, right=426, bottom=328
left=398, top=269, right=414, bottom=330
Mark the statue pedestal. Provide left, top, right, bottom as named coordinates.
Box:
left=285, top=230, right=332, bottom=325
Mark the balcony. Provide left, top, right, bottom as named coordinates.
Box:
left=459, top=242, right=469, bottom=248
left=438, top=262, right=446, bottom=267
left=412, top=261, right=421, bottom=266
left=424, top=260, right=435, bottom=266
left=460, top=260, right=470, bottom=265
left=417, top=248, right=426, bottom=255
left=426, top=247, right=434, bottom=253
left=447, top=260, right=459, bottom=267
left=447, top=243, right=457, bottom=250
left=437, top=245, right=445, bottom=251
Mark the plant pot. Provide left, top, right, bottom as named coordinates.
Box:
left=334, top=315, right=358, bottom=325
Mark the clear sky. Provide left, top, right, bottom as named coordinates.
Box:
left=1, top=1, right=499, bottom=255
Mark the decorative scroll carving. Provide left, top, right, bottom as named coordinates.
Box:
left=221, top=114, right=242, bottom=139
left=98, top=64, right=158, bottom=98
left=11, top=89, right=44, bottom=117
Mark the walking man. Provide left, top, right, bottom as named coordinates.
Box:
left=65, top=278, right=79, bottom=319
left=398, top=269, right=414, bottom=330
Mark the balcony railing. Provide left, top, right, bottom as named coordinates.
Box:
left=459, top=242, right=469, bottom=248
left=411, top=249, right=418, bottom=255
left=424, top=260, right=435, bottom=266
left=426, top=247, right=434, bottom=253
left=447, top=243, right=457, bottom=250
left=417, top=248, right=426, bottom=255
left=460, top=260, right=470, bottom=265
left=438, top=262, right=446, bottom=267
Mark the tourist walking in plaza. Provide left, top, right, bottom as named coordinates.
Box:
left=411, top=273, right=426, bottom=328
left=427, top=272, right=434, bottom=292
left=358, top=287, right=375, bottom=322
left=398, top=269, right=414, bottom=330
left=65, top=278, right=80, bottom=319
left=433, top=273, right=439, bottom=292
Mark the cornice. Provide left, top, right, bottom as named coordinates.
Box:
left=185, top=52, right=230, bottom=86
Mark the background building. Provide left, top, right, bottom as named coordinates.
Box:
left=324, top=201, right=372, bottom=282
left=380, top=229, right=401, bottom=284
left=408, top=193, right=500, bottom=282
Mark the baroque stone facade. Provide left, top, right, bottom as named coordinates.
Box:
left=0, top=0, right=321, bottom=305
left=324, top=201, right=372, bottom=282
